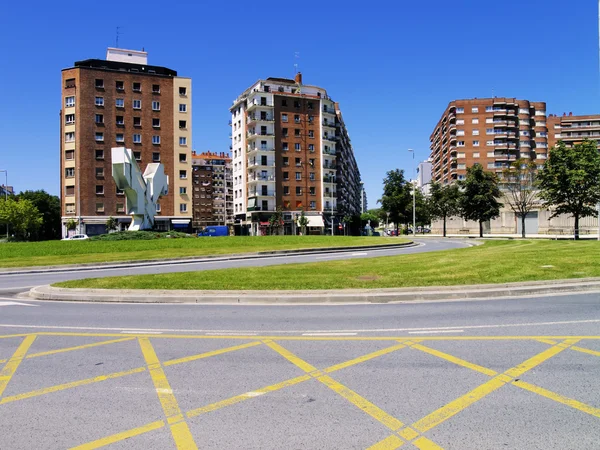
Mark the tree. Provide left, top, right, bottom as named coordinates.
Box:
left=268, top=207, right=284, bottom=236
left=378, top=169, right=412, bottom=233
left=298, top=209, right=309, bottom=235
left=460, top=164, right=503, bottom=238
left=537, top=140, right=600, bottom=240
left=106, top=216, right=118, bottom=233
left=66, top=219, right=78, bottom=232
left=501, top=159, right=539, bottom=238
left=341, top=214, right=353, bottom=236
left=360, top=212, right=379, bottom=228
left=428, top=182, right=462, bottom=237
left=17, top=190, right=61, bottom=241
left=0, top=198, right=43, bottom=240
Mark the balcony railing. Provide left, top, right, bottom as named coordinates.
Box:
left=247, top=102, right=273, bottom=110
left=247, top=115, right=274, bottom=124
left=247, top=131, right=275, bottom=139
left=247, top=146, right=275, bottom=154
left=248, top=191, right=275, bottom=197
left=322, top=109, right=335, bottom=115
left=247, top=161, right=275, bottom=167
left=323, top=122, right=336, bottom=128
left=248, top=174, right=275, bottom=182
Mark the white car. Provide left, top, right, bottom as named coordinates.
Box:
left=62, top=234, right=90, bottom=241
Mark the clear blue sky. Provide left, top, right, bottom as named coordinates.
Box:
left=1, top=0, right=599, bottom=208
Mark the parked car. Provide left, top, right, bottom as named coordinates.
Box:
left=62, top=234, right=89, bottom=241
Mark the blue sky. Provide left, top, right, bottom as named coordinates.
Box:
left=1, top=0, right=599, bottom=208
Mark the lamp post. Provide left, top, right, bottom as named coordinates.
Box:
left=331, top=180, right=334, bottom=236
left=408, top=149, right=416, bottom=235
left=0, top=169, right=8, bottom=239
left=386, top=211, right=390, bottom=235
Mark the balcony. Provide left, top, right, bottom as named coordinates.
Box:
left=323, top=121, right=336, bottom=128
left=247, top=115, right=275, bottom=124
left=323, top=163, right=337, bottom=170
left=247, top=146, right=275, bottom=156
left=247, top=160, right=275, bottom=168
left=247, top=131, right=275, bottom=140
left=248, top=174, right=275, bottom=183
left=323, top=176, right=336, bottom=183
left=248, top=191, right=275, bottom=198
left=323, top=135, right=338, bottom=142
left=322, top=109, right=336, bottom=116
left=247, top=101, right=273, bottom=111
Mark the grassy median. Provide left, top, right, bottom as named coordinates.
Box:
left=54, top=239, right=600, bottom=290
left=0, top=236, right=396, bottom=269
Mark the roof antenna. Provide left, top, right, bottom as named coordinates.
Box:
left=115, top=26, right=122, bottom=48
left=294, top=51, right=300, bottom=75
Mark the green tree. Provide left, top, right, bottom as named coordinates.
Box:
left=17, top=190, right=61, bottom=241
left=268, top=207, right=284, bottom=236
left=537, top=140, right=600, bottom=240
left=411, top=188, right=431, bottom=231
left=0, top=198, right=43, bottom=240
left=360, top=212, right=380, bottom=228
left=341, top=214, right=353, bottom=236
left=297, top=208, right=309, bottom=235
left=106, top=216, right=118, bottom=233
left=460, top=164, right=503, bottom=238
left=66, top=218, right=78, bottom=232
left=501, top=159, right=539, bottom=238
left=378, top=169, right=411, bottom=233
left=428, top=182, right=462, bottom=237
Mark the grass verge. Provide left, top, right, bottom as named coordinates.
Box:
left=0, top=236, right=398, bottom=269
left=54, top=239, right=600, bottom=290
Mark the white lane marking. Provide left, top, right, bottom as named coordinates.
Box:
left=205, top=332, right=257, bottom=336
left=0, top=301, right=38, bottom=307
left=351, top=252, right=368, bottom=256
left=1, top=318, right=597, bottom=335
left=409, top=330, right=464, bottom=334
left=121, top=330, right=163, bottom=334
left=302, top=332, right=358, bottom=336
left=314, top=255, right=346, bottom=260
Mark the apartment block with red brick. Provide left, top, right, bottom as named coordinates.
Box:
left=430, top=98, right=548, bottom=185
left=191, top=151, right=233, bottom=230
left=60, top=48, right=192, bottom=237
left=547, top=112, right=600, bottom=151
left=229, top=73, right=361, bottom=236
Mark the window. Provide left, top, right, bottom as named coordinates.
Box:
left=296, top=186, right=302, bottom=195
left=116, top=98, right=124, bottom=108
left=65, top=168, right=74, bottom=178
left=65, top=78, right=76, bottom=89
left=116, top=133, right=124, bottom=143
left=473, top=140, right=480, bottom=147
left=456, top=119, right=464, bottom=125
left=65, top=150, right=74, bottom=160
left=152, top=101, right=160, bottom=111
left=116, top=187, right=124, bottom=195
left=295, top=143, right=301, bottom=151
left=310, top=172, right=316, bottom=181
left=116, top=203, right=125, bottom=213
left=95, top=97, right=104, bottom=106
left=486, top=128, right=494, bottom=134
left=308, top=115, right=314, bottom=123
left=179, top=120, right=186, bottom=129
left=282, top=142, right=289, bottom=151
left=152, top=135, right=160, bottom=145
left=96, top=203, right=104, bottom=213
left=283, top=186, right=290, bottom=195
left=457, top=141, right=465, bottom=147
left=180, top=170, right=187, bottom=179
left=179, top=104, right=187, bottom=112
left=179, top=137, right=187, bottom=146
left=152, top=84, right=160, bottom=93
left=94, top=114, right=103, bottom=124
left=472, top=118, right=479, bottom=124
left=65, top=114, right=75, bottom=124
left=95, top=150, right=104, bottom=160
left=133, top=117, right=141, bottom=127
left=95, top=79, right=104, bottom=88
left=283, top=157, right=289, bottom=166
left=308, top=102, right=313, bottom=110
left=456, top=107, right=464, bottom=114
left=281, top=99, right=287, bottom=107
left=95, top=185, right=104, bottom=195
left=282, top=128, right=288, bottom=137
left=65, top=96, right=75, bottom=107
left=152, top=118, right=160, bottom=128
left=133, top=99, right=141, bottom=109
left=180, top=203, right=187, bottom=213
left=309, top=158, right=315, bottom=166
left=133, top=151, right=141, bottom=161
left=180, top=187, right=187, bottom=194
left=308, top=144, right=314, bottom=152
left=283, top=171, right=289, bottom=181
left=294, top=115, right=300, bottom=123
left=95, top=132, right=104, bottom=142
left=473, top=152, right=480, bottom=157
left=486, top=106, right=494, bottom=112
left=295, top=129, right=301, bottom=136
left=310, top=201, right=316, bottom=210
left=294, top=100, right=300, bottom=108
left=282, top=114, right=288, bottom=122
left=295, top=172, right=301, bottom=180
left=472, top=107, right=479, bottom=113
left=309, top=187, right=316, bottom=195
left=116, top=80, right=124, bottom=90
left=308, top=130, right=314, bottom=138
left=179, top=153, right=187, bottom=163
left=133, top=82, right=141, bottom=92
left=156, top=203, right=161, bottom=212
left=152, top=152, right=160, bottom=162
left=472, top=129, right=479, bottom=136
left=65, top=186, right=75, bottom=196
left=295, top=157, right=302, bottom=166
left=65, top=132, right=75, bottom=142
left=457, top=130, right=465, bottom=136
left=179, top=86, right=187, bottom=96
left=133, top=134, right=141, bottom=143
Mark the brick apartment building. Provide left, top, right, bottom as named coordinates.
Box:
left=59, top=48, right=192, bottom=237
left=229, top=73, right=362, bottom=235
left=547, top=113, right=600, bottom=150
left=430, top=98, right=548, bottom=185
left=191, top=151, right=233, bottom=230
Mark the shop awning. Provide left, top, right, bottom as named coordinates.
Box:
left=306, top=216, right=324, bottom=227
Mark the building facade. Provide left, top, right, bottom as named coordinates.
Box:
left=547, top=113, right=600, bottom=150
left=416, top=158, right=433, bottom=196
left=430, top=98, right=548, bottom=185
left=59, top=48, right=192, bottom=237
left=229, top=73, right=362, bottom=235
left=191, top=151, right=233, bottom=230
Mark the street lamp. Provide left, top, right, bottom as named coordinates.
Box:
left=330, top=179, right=335, bottom=236
left=408, top=149, right=416, bottom=236
left=386, top=211, right=390, bottom=234
left=0, top=169, right=8, bottom=239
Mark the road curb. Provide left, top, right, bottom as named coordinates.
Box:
left=0, top=241, right=415, bottom=276
left=28, top=278, right=600, bottom=304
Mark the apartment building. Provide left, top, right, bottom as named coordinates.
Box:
left=547, top=113, right=600, bottom=150
left=0, top=185, right=13, bottom=198
left=430, top=98, right=548, bottom=185
left=416, top=158, right=433, bottom=196
left=59, top=48, right=192, bottom=237
left=229, top=73, right=362, bottom=235
left=191, top=151, right=233, bottom=230
left=360, top=183, right=367, bottom=214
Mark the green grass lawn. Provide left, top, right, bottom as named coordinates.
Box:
left=55, top=239, right=600, bottom=290
left=0, top=236, right=398, bottom=269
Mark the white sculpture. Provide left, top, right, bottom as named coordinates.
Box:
left=111, top=147, right=168, bottom=231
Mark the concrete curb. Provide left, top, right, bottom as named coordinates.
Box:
left=29, top=278, right=600, bottom=304
left=0, top=242, right=415, bottom=276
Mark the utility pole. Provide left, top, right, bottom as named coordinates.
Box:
left=0, top=170, right=7, bottom=239
left=408, top=149, right=416, bottom=235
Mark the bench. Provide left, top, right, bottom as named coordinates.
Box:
left=458, top=229, right=471, bottom=234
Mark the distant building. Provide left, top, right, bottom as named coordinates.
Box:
left=191, top=151, right=233, bottom=230
left=547, top=113, right=600, bottom=150
left=59, top=47, right=193, bottom=237
left=360, top=182, right=367, bottom=213
left=0, top=185, right=13, bottom=198
left=416, top=158, right=433, bottom=196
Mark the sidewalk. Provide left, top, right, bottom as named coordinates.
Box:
left=28, top=278, right=600, bottom=304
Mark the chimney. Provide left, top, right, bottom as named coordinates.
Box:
left=569, top=112, right=573, bottom=116
left=295, top=72, right=302, bottom=84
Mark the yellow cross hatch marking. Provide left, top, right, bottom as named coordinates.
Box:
left=26, top=336, right=136, bottom=359
left=0, top=334, right=36, bottom=398
left=138, top=337, right=198, bottom=450
left=70, top=420, right=166, bottom=450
